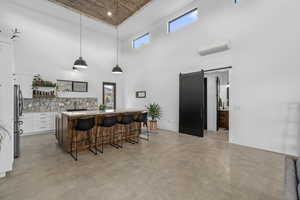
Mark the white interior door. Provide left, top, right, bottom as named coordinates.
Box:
left=0, top=40, right=14, bottom=176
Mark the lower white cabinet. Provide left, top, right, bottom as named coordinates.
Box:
left=20, top=112, right=56, bottom=135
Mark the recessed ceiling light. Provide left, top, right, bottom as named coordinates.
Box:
left=107, top=11, right=112, bottom=17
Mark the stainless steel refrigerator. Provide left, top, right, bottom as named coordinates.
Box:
left=14, top=85, right=24, bottom=158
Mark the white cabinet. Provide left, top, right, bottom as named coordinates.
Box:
left=20, top=112, right=56, bottom=135
left=21, top=114, right=34, bottom=133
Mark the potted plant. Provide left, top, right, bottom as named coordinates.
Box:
left=99, top=104, right=107, bottom=111
left=146, top=103, right=161, bottom=130
left=32, top=75, right=56, bottom=88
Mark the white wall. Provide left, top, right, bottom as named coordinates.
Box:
left=121, top=0, right=300, bottom=156
left=0, top=0, right=125, bottom=108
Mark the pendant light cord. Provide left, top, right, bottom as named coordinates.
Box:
left=80, top=14, right=82, bottom=57
left=117, top=27, right=119, bottom=64
left=116, top=0, right=119, bottom=65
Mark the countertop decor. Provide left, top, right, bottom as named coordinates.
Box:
left=99, top=104, right=107, bottom=111
left=32, top=75, right=56, bottom=98
left=32, top=75, right=56, bottom=88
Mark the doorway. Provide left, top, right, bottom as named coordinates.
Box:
left=204, top=69, right=230, bottom=141
left=102, top=82, right=116, bottom=110
left=179, top=67, right=231, bottom=140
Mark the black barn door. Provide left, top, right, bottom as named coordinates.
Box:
left=179, top=70, right=205, bottom=137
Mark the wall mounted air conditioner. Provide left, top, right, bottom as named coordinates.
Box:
left=199, top=42, right=230, bottom=56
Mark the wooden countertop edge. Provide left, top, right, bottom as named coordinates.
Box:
left=61, top=109, right=147, bottom=119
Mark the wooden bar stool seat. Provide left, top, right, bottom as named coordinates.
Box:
left=98, top=115, right=122, bottom=149
left=70, top=117, right=97, bottom=161
left=119, top=115, right=139, bottom=144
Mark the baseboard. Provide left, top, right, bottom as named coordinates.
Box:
left=229, top=141, right=297, bottom=157
left=159, top=129, right=294, bottom=157
left=0, top=173, right=6, bottom=178
left=157, top=128, right=178, bottom=134
left=22, top=130, right=55, bottom=136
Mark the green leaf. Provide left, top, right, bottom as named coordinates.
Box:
left=147, top=103, right=161, bottom=122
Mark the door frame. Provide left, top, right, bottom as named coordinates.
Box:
left=204, top=78, right=208, bottom=130
left=102, top=82, right=116, bottom=110
left=216, top=76, right=220, bottom=131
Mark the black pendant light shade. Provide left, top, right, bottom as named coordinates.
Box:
left=74, top=56, right=88, bottom=69
left=112, top=0, right=123, bottom=74
left=73, top=14, right=88, bottom=70
left=112, top=64, right=123, bottom=74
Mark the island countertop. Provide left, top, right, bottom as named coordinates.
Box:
left=56, top=108, right=147, bottom=152
left=61, top=108, right=147, bottom=119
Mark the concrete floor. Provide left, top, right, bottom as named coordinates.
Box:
left=0, top=130, right=284, bottom=200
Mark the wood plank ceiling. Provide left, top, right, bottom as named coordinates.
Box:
left=48, top=0, right=152, bottom=26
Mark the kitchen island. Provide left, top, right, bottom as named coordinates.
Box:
left=55, top=109, right=146, bottom=153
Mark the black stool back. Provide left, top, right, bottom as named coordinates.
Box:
left=102, top=116, right=117, bottom=127
left=95, top=116, right=117, bottom=154
left=120, top=115, right=140, bottom=144
left=122, top=115, right=133, bottom=125
left=100, top=115, right=120, bottom=149
left=75, top=117, right=95, bottom=131
left=136, top=112, right=148, bottom=123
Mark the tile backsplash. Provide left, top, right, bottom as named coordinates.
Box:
left=23, top=98, right=98, bottom=113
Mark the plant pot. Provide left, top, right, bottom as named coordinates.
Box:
left=149, top=121, right=158, bottom=130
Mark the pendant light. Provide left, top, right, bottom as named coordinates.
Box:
left=112, top=0, right=123, bottom=74
left=74, top=14, right=88, bottom=70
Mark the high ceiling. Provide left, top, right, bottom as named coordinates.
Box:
left=48, top=0, right=152, bottom=26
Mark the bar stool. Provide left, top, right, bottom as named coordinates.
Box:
left=98, top=115, right=122, bottom=149
left=135, top=112, right=149, bottom=141
left=119, top=115, right=139, bottom=144
left=70, top=117, right=97, bottom=161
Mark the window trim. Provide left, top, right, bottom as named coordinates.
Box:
left=132, top=32, right=150, bottom=49
left=168, top=8, right=198, bottom=33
